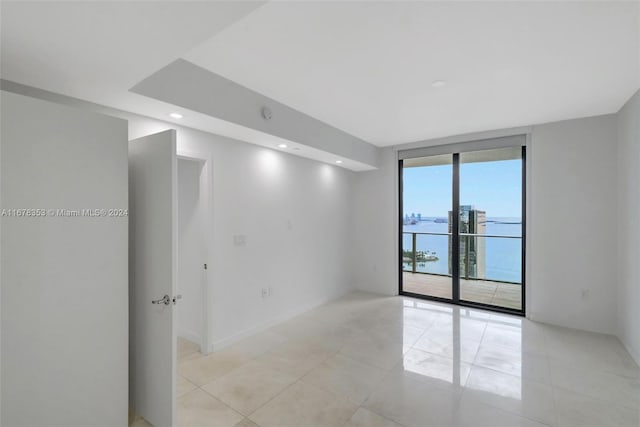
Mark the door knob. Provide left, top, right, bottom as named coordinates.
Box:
left=152, top=294, right=171, bottom=305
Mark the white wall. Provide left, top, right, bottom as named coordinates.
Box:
left=128, top=119, right=355, bottom=351
left=529, top=115, right=618, bottom=334
left=177, top=158, right=205, bottom=346
left=0, top=91, right=129, bottom=426
left=351, top=148, right=398, bottom=295
left=351, top=115, right=621, bottom=335
left=617, top=89, right=640, bottom=363
left=0, top=83, right=357, bottom=354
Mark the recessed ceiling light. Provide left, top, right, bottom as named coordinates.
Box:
left=335, top=160, right=343, bottom=164
left=169, top=113, right=183, bottom=119
left=431, top=80, right=446, bottom=88
left=277, top=143, right=288, bottom=148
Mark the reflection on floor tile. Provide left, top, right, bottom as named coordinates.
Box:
left=400, top=347, right=472, bottom=390
left=464, top=366, right=556, bottom=426
left=413, top=328, right=481, bottom=363
left=364, top=372, right=459, bottom=426
left=171, top=292, right=639, bottom=427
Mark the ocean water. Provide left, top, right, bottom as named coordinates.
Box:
left=402, top=218, right=522, bottom=283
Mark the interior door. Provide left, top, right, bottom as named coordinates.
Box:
left=129, top=129, right=177, bottom=427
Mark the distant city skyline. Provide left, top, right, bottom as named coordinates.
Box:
left=403, top=159, right=522, bottom=218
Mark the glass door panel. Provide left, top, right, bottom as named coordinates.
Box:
left=458, top=147, right=523, bottom=311
left=402, top=154, right=453, bottom=300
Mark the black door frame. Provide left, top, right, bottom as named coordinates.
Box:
left=398, top=146, right=526, bottom=316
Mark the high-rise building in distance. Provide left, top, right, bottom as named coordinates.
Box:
left=448, top=205, right=486, bottom=279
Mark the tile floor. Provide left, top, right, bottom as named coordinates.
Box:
left=146, top=291, right=640, bottom=426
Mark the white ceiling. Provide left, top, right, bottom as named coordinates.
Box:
left=0, top=1, right=283, bottom=159
left=0, top=1, right=263, bottom=107
left=1, top=1, right=639, bottom=151
left=184, top=1, right=640, bottom=146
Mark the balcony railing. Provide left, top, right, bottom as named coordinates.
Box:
left=402, top=231, right=521, bottom=284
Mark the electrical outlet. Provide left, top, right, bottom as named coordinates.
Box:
left=261, top=288, right=268, bottom=298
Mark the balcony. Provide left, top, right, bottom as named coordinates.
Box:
left=402, top=231, right=522, bottom=310
left=402, top=272, right=521, bottom=309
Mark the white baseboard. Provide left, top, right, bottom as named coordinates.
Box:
left=208, top=289, right=352, bottom=353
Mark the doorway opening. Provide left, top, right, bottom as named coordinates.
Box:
left=177, top=154, right=210, bottom=359
left=399, top=144, right=526, bottom=315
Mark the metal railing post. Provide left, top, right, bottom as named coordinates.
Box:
left=412, top=232, right=417, bottom=273
left=465, top=234, right=470, bottom=279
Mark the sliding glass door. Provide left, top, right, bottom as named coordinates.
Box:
left=401, top=154, right=453, bottom=300
left=400, top=144, right=525, bottom=315
left=458, top=147, right=524, bottom=311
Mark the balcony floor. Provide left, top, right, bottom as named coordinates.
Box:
left=402, top=271, right=522, bottom=310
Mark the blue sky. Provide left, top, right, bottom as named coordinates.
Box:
left=403, top=159, right=522, bottom=218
